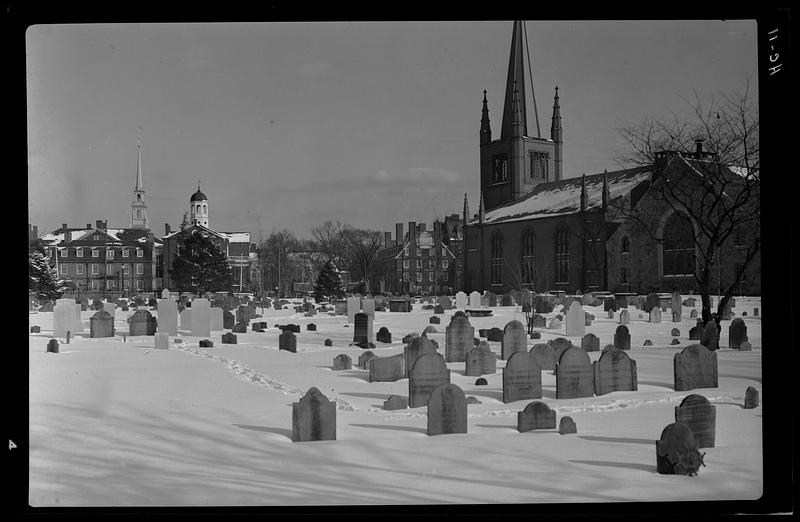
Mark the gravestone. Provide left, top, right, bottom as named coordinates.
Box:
left=656, top=423, right=706, bottom=476
left=352, top=313, right=375, bottom=348
left=670, top=339, right=681, bottom=345
left=324, top=339, right=333, bottom=347
left=486, top=327, right=504, bottom=342
left=334, top=300, right=347, bottom=315
left=235, top=305, right=252, bottom=326
left=408, top=352, right=450, bottom=408
left=649, top=307, right=662, bottom=323
left=534, top=296, right=554, bottom=313
left=469, top=291, right=481, bottom=309
left=644, top=292, right=660, bottom=313
left=347, top=297, right=360, bottom=323
left=530, top=314, right=547, bottom=328
left=90, top=310, right=114, bottom=338
left=530, top=332, right=541, bottom=340
left=689, top=309, right=698, bottom=320
left=292, top=387, right=336, bottom=442
left=157, top=299, right=178, bottom=335
left=565, top=301, right=585, bottom=337
left=220, top=332, right=236, bottom=344
left=402, top=332, right=418, bottom=344
left=502, top=351, right=542, bottom=403
left=501, top=320, right=527, bottom=360
left=53, top=301, right=73, bottom=338
left=376, top=327, right=392, bottom=343
left=674, top=344, right=718, bottom=391
left=671, top=291, right=682, bottom=322
left=604, top=297, right=618, bottom=312
left=619, top=309, right=630, bottom=325
left=46, top=339, right=59, bottom=353
left=222, top=310, right=235, bottom=330
left=279, top=330, right=297, bottom=353
left=191, top=299, right=211, bottom=338
left=675, top=394, right=716, bottom=448
left=548, top=317, right=562, bottom=330
left=368, top=354, right=405, bottom=382
left=251, top=322, right=264, bottom=332
left=529, top=343, right=556, bottom=371
left=427, top=383, right=467, bottom=436
left=683, top=297, right=697, bottom=307
left=422, top=326, right=437, bottom=335
left=40, top=301, right=54, bottom=312
left=437, top=295, right=453, bottom=310
left=728, top=318, right=747, bottom=350
left=593, top=348, right=638, bottom=395
left=388, top=299, right=411, bottom=312
left=556, top=347, right=594, bottom=399
left=607, top=310, right=614, bottom=319
left=232, top=322, right=247, bottom=333
left=161, top=288, right=170, bottom=299
left=362, top=298, right=375, bottom=320
left=700, top=321, right=719, bottom=351
left=465, top=342, right=497, bottom=376
left=689, top=325, right=703, bottom=340
left=744, top=386, right=759, bottom=409
left=429, top=316, right=441, bottom=324
left=358, top=351, right=377, bottom=369
left=383, top=395, right=408, bottom=410
left=517, top=401, right=555, bottom=432
left=199, top=339, right=214, bottom=348
left=614, top=325, right=631, bottom=351
left=739, top=341, right=752, bottom=351
left=475, top=377, right=488, bottom=386
left=333, top=354, right=352, bottom=370
left=154, top=332, right=169, bottom=349
left=671, top=328, right=680, bottom=337
left=482, top=294, right=492, bottom=307
left=455, top=291, right=468, bottom=309
left=559, top=416, right=577, bottom=434
left=445, top=315, right=474, bottom=363
left=30, top=326, right=41, bottom=333
left=500, top=293, right=513, bottom=306
left=581, top=333, right=600, bottom=352
left=548, top=337, right=574, bottom=361
left=179, top=308, right=192, bottom=332
left=403, top=336, right=437, bottom=377
left=210, top=307, right=223, bottom=331
left=128, top=310, right=157, bottom=336
left=305, top=323, right=316, bottom=331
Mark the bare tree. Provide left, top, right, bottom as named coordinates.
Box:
left=614, top=83, right=759, bottom=326
left=258, top=229, right=300, bottom=298
left=310, top=220, right=351, bottom=267
left=343, top=229, right=384, bottom=293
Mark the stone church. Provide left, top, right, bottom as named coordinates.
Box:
left=462, top=21, right=760, bottom=296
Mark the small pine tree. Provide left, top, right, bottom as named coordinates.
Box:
left=314, top=260, right=345, bottom=302
left=29, top=250, right=64, bottom=301
left=169, top=228, right=233, bottom=294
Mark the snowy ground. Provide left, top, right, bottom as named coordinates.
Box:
left=28, top=298, right=762, bottom=506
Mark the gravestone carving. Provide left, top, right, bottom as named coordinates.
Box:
left=292, top=387, right=336, bottom=442
left=465, top=342, right=497, bottom=376
left=556, top=347, right=594, bottom=399
left=427, top=383, right=467, bottom=436
left=675, top=394, right=716, bottom=448
left=674, top=344, right=718, bottom=391
left=593, top=347, right=638, bottom=395
left=408, top=353, right=450, bottom=408
left=517, top=401, right=555, bottom=432
left=502, top=351, right=542, bottom=403
left=656, top=423, right=706, bottom=476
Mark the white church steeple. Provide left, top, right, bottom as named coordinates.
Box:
left=130, top=135, right=149, bottom=229
left=189, top=181, right=209, bottom=228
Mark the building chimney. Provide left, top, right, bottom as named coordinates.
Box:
left=96, top=219, right=103, bottom=229
left=65, top=231, right=72, bottom=242
left=62, top=223, right=68, bottom=231
left=418, top=223, right=426, bottom=233
left=86, top=223, right=92, bottom=229
left=395, top=223, right=404, bottom=246
left=408, top=221, right=416, bottom=243
left=384, top=231, right=392, bottom=247
left=165, top=223, right=171, bottom=235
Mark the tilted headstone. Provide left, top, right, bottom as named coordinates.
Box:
left=675, top=394, right=716, bottom=448
left=292, top=387, right=336, bottom=442
left=502, top=351, right=542, bottom=403
left=744, top=386, right=759, bottom=409
left=559, top=416, right=577, bottom=434
left=455, top=291, right=468, bottom=309
left=529, top=343, right=556, bottom=371
left=517, top=401, right=556, bottom=432
left=358, top=351, right=377, bottom=369
left=368, top=354, right=405, bottom=382
left=674, top=344, right=718, bottom=391
left=593, top=347, right=638, bottom=395
left=46, top=339, right=59, bottom=353
left=408, top=352, right=450, bottom=408
left=469, top=291, right=481, bottom=309
left=465, top=342, right=497, bottom=376
left=333, top=354, right=352, bottom=370
left=581, top=333, right=600, bottom=352
left=427, top=383, right=467, bottom=436
left=383, top=395, right=408, bottom=410
left=656, top=422, right=706, bottom=476
left=90, top=310, right=115, bottom=338
left=128, top=310, right=157, bottom=336
left=501, top=320, right=527, bottom=360
left=728, top=318, right=747, bottom=350
left=649, top=307, right=662, bottom=323
left=613, top=325, right=631, bottom=351
left=279, top=330, right=297, bottom=353
left=619, top=309, right=630, bottom=325
left=548, top=337, right=574, bottom=362
left=644, top=292, right=660, bottom=313
left=445, top=315, right=474, bottom=363
left=191, top=299, right=211, bottom=338
left=700, top=321, right=719, bottom=351
left=556, top=347, right=595, bottom=399
left=565, top=301, right=585, bottom=337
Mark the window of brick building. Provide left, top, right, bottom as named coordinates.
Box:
left=91, top=263, right=99, bottom=274
left=76, top=249, right=83, bottom=257
left=662, top=213, right=695, bottom=277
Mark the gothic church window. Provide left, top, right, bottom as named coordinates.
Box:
left=662, top=212, right=695, bottom=277
left=492, top=154, right=509, bottom=183
left=491, top=231, right=503, bottom=285
left=621, top=235, right=630, bottom=253
left=529, top=151, right=549, bottom=181
left=554, top=225, right=570, bottom=283
left=521, top=228, right=535, bottom=286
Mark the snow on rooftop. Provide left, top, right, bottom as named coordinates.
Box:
left=220, top=232, right=250, bottom=243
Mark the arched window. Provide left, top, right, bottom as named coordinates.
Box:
left=620, top=235, right=630, bottom=253
left=554, top=225, right=570, bottom=283
left=203, top=204, right=207, bottom=214
left=196, top=205, right=201, bottom=213
left=521, top=228, right=535, bottom=286
left=662, top=213, right=695, bottom=276
left=490, top=230, right=503, bottom=285
left=136, top=209, right=141, bottom=218
left=136, top=194, right=141, bottom=202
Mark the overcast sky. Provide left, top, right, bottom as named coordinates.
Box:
left=26, top=20, right=758, bottom=240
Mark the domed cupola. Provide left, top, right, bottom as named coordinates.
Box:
left=189, top=182, right=209, bottom=228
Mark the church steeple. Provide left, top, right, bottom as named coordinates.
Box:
left=501, top=20, right=528, bottom=139
left=478, top=193, right=485, bottom=224
left=480, top=90, right=492, bottom=145
left=463, top=193, right=470, bottom=224
left=130, top=135, right=149, bottom=230
left=551, top=86, right=563, bottom=181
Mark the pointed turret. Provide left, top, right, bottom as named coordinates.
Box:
left=602, top=169, right=610, bottom=210
left=510, top=81, right=524, bottom=138
left=580, top=173, right=587, bottom=213
left=135, top=136, right=144, bottom=191
left=463, top=193, right=470, bottom=224
left=478, top=193, right=485, bottom=224
left=551, top=86, right=563, bottom=181
left=500, top=21, right=528, bottom=139
left=480, top=90, right=492, bottom=145
left=131, top=134, right=149, bottom=230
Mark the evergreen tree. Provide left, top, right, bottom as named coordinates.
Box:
left=314, top=260, right=345, bottom=302
left=29, top=250, right=64, bottom=301
left=169, top=227, right=233, bottom=294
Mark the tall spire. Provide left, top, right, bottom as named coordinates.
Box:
left=511, top=81, right=525, bottom=138
left=480, top=90, right=492, bottom=145
left=478, top=193, right=485, bottom=224
left=131, top=134, right=149, bottom=230
left=580, top=173, right=587, bottom=213
left=602, top=169, right=610, bottom=210
left=500, top=20, right=528, bottom=139
left=550, top=86, right=562, bottom=142
left=463, top=193, right=470, bottom=223
left=135, top=136, right=143, bottom=191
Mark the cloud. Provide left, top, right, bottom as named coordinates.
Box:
left=296, top=62, right=335, bottom=77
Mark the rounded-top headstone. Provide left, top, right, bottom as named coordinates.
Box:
left=558, top=345, right=591, bottom=367
left=475, top=377, right=488, bottom=386
left=559, top=416, right=577, bottom=435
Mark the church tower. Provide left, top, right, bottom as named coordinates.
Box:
left=190, top=183, right=209, bottom=228
left=130, top=136, right=149, bottom=229
left=480, top=20, right=561, bottom=212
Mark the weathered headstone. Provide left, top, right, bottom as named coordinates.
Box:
left=362, top=298, right=375, bottom=320
left=368, top=354, right=405, bottom=382
left=232, top=322, right=247, bottom=333
left=376, top=326, right=392, bottom=344
left=556, top=347, right=595, bottom=399
left=199, top=339, right=214, bottom=348
left=656, top=423, right=706, bottom=475
left=426, top=383, right=467, bottom=436
left=53, top=301, right=72, bottom=338
left=90, top=310, right=114, bottom=338
left=501, top=320, right=527, bottom=360
left=565, top=301, right=585, bottom=337
left=334, top=300, right=348, bottom=315
left=517, top=401, right=556, bottom=432
left=689, top=325, right=703, bottom=341
left=402, top=332, right=418, bottom=344
left=292, top=387, right=336, bottom=442
left=422, top=326, right=437, bottom=335
left=30, top=326, right=41, bottom=333
left=154, top=332, right=169, bottom=349
left=649, top=307, right=662, bottom=323
left=502, top=351, right=542, bottom=403
left=221, top=332, right=237, bottom=344
left=530, top=314, right=547, bottom=328
left=351, top=312, right=374, bottom=348
left=46, top=339, right=59, bottom=353
left=357, top=351, right=377, bottom=369
left=559, top=416, right=577, bottom=434
left=593, top=348, right=638, bottom=395
left=644, top=292, right=660, bottom=313
left=744, top=386, right=759, bottom=409
left=191, top=299, right=211, bottom=338
left=469, top=291, right=481, bottom=309
left=383, top=395, right=408, bottom=410
left=548, top=317, right=562, bottom=330
left=581, top=333, right=600, bottom=352
left=529, top=343, right=556, bottom=371
left=157, top=299, right=178, bottom=335
left=279, top=330, right=297, bottom=353
left=548, top=337, right=574, bottom=361
left=671, top=291, right=682, bottom=322
left=700, top=321, right=719, bottom=351
left=324, top=338, right=333, bottom=347
left=437, top=295, right=453, bottom=311
left=346, top=296, right=360, bottom=324
left=128, top=310, right=157, bottom=336
left=408, top=353, right=450, bottom=408
left=179, top=308, right=192, bottom=332
left=619, top=309, right=630, bottom=325
left=486, top=327, right=504, bottom=342
left=674, top=344, right=718, bottom=391
left=465, top=342, right=497, bottom=376
left=455, top=291, right=468, bottom=309
left=728, top=318, right=747, bottom=350
left=614, top=325, right=631, bottom=351
left=209, top=307, right=223, bottom=331
left=445, top=315, right=474, bottom=363
left=333, top=354, right=352, bottom=370
left=675, top=394, right=716, bottom=448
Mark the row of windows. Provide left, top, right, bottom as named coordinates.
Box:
left=194, top=204, right=208, bottom=214
left=75, top=279, right=143, bottom=291
left=402, top=259, right=449, bottom=269
left=490, top=227, right=571, bottom=285
left=402, top=272, right=447, bottom=282
left=402, top=247, right=451, bottom=258
left=59, top=263, right=145, bottom=275
left=57, top=248, right=144, bottom=258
